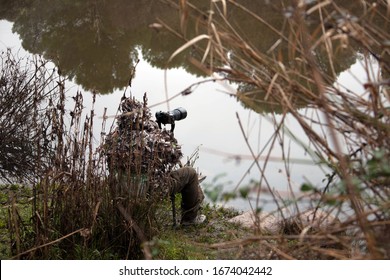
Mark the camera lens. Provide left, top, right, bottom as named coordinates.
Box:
left=171, top=107, right=187, bottom=121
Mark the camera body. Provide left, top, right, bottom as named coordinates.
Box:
left=155, top=107, right=187, bottom=132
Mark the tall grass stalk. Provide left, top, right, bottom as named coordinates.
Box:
left=0, top=51, right=172, bottom=259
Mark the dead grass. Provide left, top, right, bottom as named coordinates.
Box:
left=0, top=50, right=182, bottom=259
left=1, top=0, right=389, bottom=260
left=160, top=0, right=390, bottom=259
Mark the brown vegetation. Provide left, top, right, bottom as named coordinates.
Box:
left=1, top=0, right=390, bottom=260
left=0, top=50, right=182, bottom=259
left=159, top=0, right=390, bottom=259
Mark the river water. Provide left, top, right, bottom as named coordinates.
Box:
left=0, top=0, right=374, bottom=211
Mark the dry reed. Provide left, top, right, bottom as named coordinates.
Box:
left=161, top=0, right=390, bottom=259
left=0, top=50, right=179, bottom=259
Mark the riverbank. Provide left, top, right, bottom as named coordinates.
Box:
left=150, top=203, right=350, bottom=260
left=0, top=184, right=325, bottom=260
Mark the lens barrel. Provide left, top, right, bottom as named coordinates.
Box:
left=170, top=107, right=187, bottom=121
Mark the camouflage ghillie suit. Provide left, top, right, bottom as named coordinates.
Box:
left=104, top=95, right=204, bottom=224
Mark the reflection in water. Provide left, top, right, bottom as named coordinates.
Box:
left=1, top=0, right=175, bottom=93
left=0, top=0, right=375, bottom=98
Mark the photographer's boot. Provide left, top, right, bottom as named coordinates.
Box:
left=181, top=214, right=207, bottom=226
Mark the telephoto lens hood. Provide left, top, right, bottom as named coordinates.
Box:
left=170, top=107, right=187, bottom=121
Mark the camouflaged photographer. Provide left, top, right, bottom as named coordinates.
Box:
left=104, top=95, right=205, bottom=226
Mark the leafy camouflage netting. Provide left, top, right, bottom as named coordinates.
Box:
left=104, top=95, right=183, bottom=198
